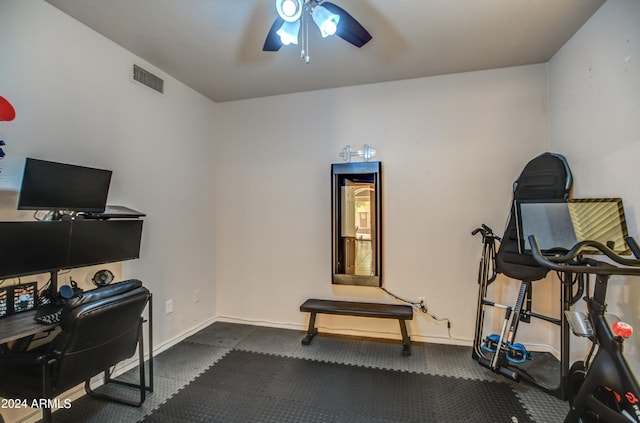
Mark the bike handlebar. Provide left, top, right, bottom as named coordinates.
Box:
left=528, top=235, right=640, bottom=276
left=627, top=236, right=640, bottom=259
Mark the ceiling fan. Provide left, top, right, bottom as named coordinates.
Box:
left=263, top=0, right=372, bottom=63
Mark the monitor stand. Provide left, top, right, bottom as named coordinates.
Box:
left=44, top=271, right=60, bottom=305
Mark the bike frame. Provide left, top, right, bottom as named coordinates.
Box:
left=528, top=236, right=640, bottom=423
left=566, top=272, right=640, bottom=423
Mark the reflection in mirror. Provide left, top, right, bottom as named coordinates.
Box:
left=332, top=162, right=381, bottom=286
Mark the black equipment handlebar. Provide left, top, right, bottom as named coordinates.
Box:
left=472, top=224, right=500, bottom=241
left=528, top=235, right=640, bottom=276
left=472, top=224, right=494, bottom=237
left=627, top=236, right=640, bottom=259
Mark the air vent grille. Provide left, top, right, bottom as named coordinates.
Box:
left=133, top=64, right=164, bottom=93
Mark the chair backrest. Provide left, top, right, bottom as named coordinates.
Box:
left=495, top=153, right=573, bottom=281
left=46, top=279, right=150, bottom=393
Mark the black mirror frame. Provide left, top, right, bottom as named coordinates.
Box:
left=331, top=161, right=382, bottom=287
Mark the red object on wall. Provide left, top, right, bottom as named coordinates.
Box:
left=0, top=96, right=16, bottom=121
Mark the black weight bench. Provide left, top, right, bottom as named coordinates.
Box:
left=300, top=299, right=414, bottom=356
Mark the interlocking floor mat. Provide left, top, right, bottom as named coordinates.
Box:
left=143, top=349, right=533, bottom=422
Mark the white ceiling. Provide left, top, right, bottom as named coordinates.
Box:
left=45, top=0, right=605, bottom=103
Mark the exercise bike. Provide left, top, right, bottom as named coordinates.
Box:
left=529, top=235, right=640, bottom=423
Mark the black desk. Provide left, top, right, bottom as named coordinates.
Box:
left=0, top=217, right=152, bottom=388
left=0, top=310, right=56, bottom=345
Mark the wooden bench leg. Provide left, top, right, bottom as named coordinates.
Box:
left=398, top=319, right=411, bottom=356
left=301, top=312, right=318, bottom=345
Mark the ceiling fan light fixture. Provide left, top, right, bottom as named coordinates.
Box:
left=311, top=5, right=340, bottom=38
left=276, top=0, right=302, bottom=22
left=264, top=0, right=371, bottom=60
left=276, top=20, right=301, bottom=45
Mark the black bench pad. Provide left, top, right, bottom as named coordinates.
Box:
left=299, top=299, right=413, bottom=356
left=300, top=299, right=413, bottom=319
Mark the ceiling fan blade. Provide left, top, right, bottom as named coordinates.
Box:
left=321, top=2, right=372, bottom=48
left=263, top=17, right=284, bottom=51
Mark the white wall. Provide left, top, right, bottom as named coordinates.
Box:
left=0, top=0, right=219, bottom=357
left=549, top=0, right=640, bottom=374
left=215, top=65, right=550, bottom=344
left=6, top=0, right=637, bottom=413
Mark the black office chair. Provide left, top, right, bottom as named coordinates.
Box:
left=0, top=279, right=150, bottom=423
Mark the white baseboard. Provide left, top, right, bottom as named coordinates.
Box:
left=217, top=315, right=476, bottom=346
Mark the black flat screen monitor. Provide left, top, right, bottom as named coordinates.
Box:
left=66, top=220, right=143, bottom=267
left=17, top=158, right=112, bottom=213
left=0, top=221, right=71, bottom=279
left=516, top=198, right=630, bottom=255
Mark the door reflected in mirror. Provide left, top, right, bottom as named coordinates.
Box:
left=332, top=162, right=381, bottom=286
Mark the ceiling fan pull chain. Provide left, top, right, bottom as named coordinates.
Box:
left=302, top=6, right=310, bottom=63
left=300, top=6, right=305, bottom=60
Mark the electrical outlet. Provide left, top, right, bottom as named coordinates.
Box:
left=165, top=299, right=173, bottom=314
left=193, top=289, right=200, bottom=303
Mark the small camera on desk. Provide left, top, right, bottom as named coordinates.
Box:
left=58, top=282, right=83, bottom=301
left=37, top=280, right=83, bottom=306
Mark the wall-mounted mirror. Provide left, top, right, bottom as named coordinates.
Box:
left=332, top=162, right=382, bottom=286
